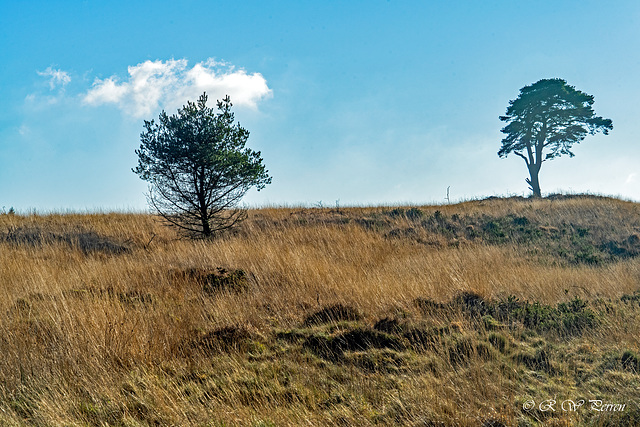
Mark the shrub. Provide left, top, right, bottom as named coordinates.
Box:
left=454, top=294, right=598, bottom=337
left=193, top=326, right=254, bottom=353
left=621, top=350, right=640, bottom=373
left=405, top=207, right=425, bottom=220
left=303, top=328, right=403, bottom=361
left=303, top=304, right=362, bottom=326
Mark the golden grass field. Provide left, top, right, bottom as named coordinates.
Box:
left=1, top=195, right=639, bottom=426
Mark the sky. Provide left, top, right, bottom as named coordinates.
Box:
left=1, top=1, right=639, bottom=211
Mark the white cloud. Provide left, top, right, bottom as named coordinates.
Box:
left=83, top=58, right=272, bottom=118
left=626, top=173, right=637, bottom=184
left=37, top=66, right=71, bottom=89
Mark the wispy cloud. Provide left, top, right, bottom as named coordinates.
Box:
left=83, top=58, right=272, bottom=118
left=37, top=66, right=71, bottom=90
left=18, top=124, right=30, bottom=136
left=626, top=173, right=637, bottom=184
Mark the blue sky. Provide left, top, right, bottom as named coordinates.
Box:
left=1, top=1, right=639, bottom=211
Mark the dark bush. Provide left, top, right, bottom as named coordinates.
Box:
left=0, top=226, right=129, bottom=255
left=513, top=216, right=529, bottom=226
left=333, top=328, right=404, bottom=352
left=403, top=327, right=441, bottom=351
left=452, top=291, right=490, bottom=317
left=621, top=350, right=640, bottom=373
left=302, top=334, right=339, bottom=361
left=194, top=326, right=254, bottom=353
left=67, top=231, right=130, bottom=255
left=513, top=348, right=554, bottom=373
left=386, top=207, right=405, bottom=218
left=414, top=297, right=446, bottom=314
left=453, top=294, right=598, bottom=337
left=202, top=268, right=250, bottom=294
left=405, top=207, right=425, bottom=220
left=303, top=328, right=404, bottom=361
left=621, top=291, right=640, bottom=306
left=483, top=220, right=507, bottom=242
left=373, top=317, right=403, bottom=334
left=403, top=325, right=459, bottom=351
left=303, top=304, right=362, bottom=326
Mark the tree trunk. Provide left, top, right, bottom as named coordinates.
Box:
left=526, top=164, right=542, bottom=198
left=199, top=201, right=212, bottom=237
left=197, top=166, right=212, bottom=237
left=201, top=217, right=212, bottom=237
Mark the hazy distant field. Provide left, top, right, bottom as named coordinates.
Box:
left=1, top=195, right=639, bottom=426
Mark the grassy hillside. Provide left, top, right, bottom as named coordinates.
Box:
left=1, top=195, right=639, bottom=426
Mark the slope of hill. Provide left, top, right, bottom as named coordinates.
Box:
left=0, top=195, right=639, bottom=426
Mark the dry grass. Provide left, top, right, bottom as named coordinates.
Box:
left=0, top=195, right=639, bottom=426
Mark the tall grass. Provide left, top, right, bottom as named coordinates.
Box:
left=0, top=196, right=639, bottom=425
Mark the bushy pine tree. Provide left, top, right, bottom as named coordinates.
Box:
left=134, top=93, right=271, bottom=237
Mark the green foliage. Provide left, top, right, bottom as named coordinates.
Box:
left=405, top=207, right=425, bottom=220
left=408, top=205, right=639, bottom=265
left=134, top=93, right=271, bottom=237
left=621, top=291, right=640, bottom=306
left=454, top=293, right=598, bottom=337
left=498, top=79, right=612, bottom=196
left=483, top=219, right=507, bottom=242
left=386, top=207, right=406, bottom=218
left=482, top=314, right=503, bottom=331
